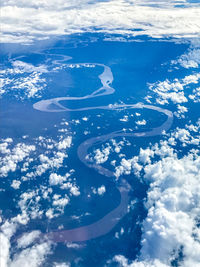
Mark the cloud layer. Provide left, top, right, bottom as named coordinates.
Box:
left=1, top=0, right=200, bottom=43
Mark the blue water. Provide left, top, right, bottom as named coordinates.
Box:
left=0, top=34, right=196, bottom=266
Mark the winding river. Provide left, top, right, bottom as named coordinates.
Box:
left=33, top=59, right=173, bottom=242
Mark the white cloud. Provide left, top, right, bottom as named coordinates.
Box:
left=115, top=157, right=142, bottom=178
left=10, top=242, right=52, bottom=267
left=11, top=180, right=21, bottom=189
left=120, top=115, right=129, bottom=122
left=149, top=72, right=200, bottom=106
left=34, top=149, right=70, bottom=177
left=66, top=242, right=82, bottom=249
left=174, top=104, right=188, bottom=118
left=135, top=119, right=147, bottom=126
left=0, top=142, right=11, bottom=154
left=97, top=185, right=106, bottom=195
left=139, top=148, right=154, bottom=164
left=17, top=231, right=41, bottom=248
left=93, top=145, right=111, bottom=164
left=0, top=132, right=76, bottom=227
left=189, top=87, right=200, bottom=103
left=112, top=139, right=130, bottom=154
left=140, top=152, right=200, bottom=266
left=53, top=263, right=70, bottom=267
left=171, top=123, right=200, bottom=146
left=88, top=138, right=130, bottom=166
left=49, top=173, right=66, bottom=186
left=57, top=137, right=72, bottom=150
left=0, top=61, right=47, bottom=99
left=173, top=40, right=200, bottom=69
left=0, top=218, right=51, bottom=267
left=0, top=0, right=200, bottom=43
left=0, top=142, right=35, bottom=177
left=173, top=128, right=190, bottom=142
left=52, top=194, right=69, bottom=207
left=12, top=60, right=48, bottom=74
left=61, top=182, right=80, bottom=196
left=92, top=185, right=106, bottom=195
left=13, top=72, right=46, bottom=98
left=111, top=255, right=168, bottom=267
left=111, top=126, right=200, bottom=266
left=69, top=185, right=80, bottom=196
left=0, top=231, right=11, bottom=267
left=182, top=73, right=200, bottom=85
left=82, top=116, right=88, bottom=121
left=45, top=209, right=54, bottom=219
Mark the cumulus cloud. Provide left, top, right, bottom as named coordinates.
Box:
left=135, top=119, right=147, bottom=126
left=12, top=60, right=48, bottom=73
left=139, top=148, right=154, bottom=164
left=0, top=142, right=35, bottom=177
left=27, top=135, right=72, bottom=178
left=61, top=182, right=80, bottom=196
left=120, top=115, right=129, bottom=122
left=174, top=104, right=188, bottom=119
left=93, top=145, right=111, bottom=164
left=110, top=149, right=200, bottom=266
left=140, top=152, right=200, bottom=266
left=49, top=173, right=67, bottom=186
left=0, top=217, right=51, bottom=267
left=92, top=185, right=106, bottom=195
left=17, top=231, right=41, bottom=248
left=172, top=39, right=200, bottom=69
left=35, top=151, right=68, bottom=177
left=149, top=73, right=200, bottom=106
left=0, top=225, right=12, bottom=267
left=0, top=61, right=47, bottom=99
left=97, top=185, right=106, bottom=195
left=10, top=242, right=52, bottom=267
left=57, top=137, right=72, bottom=150
left=52, top=194, right=69, bottom=207
left=0, top=0, right=200, bottom=43
left=0, top=132, right=76, bottom=231
left=111, top=119, right=200, bottom=266
left=115, top=157, right=142, bottom=178
left=53, top=263, right=70, bottom=267
left=171, top=122, right=200, bottom=146
left=13, top=73, right=46, bottom=98
left=110, top=255, right=168, bottom=267
left=11, top=180, right=21, bottom=189
left=88, top=138, right=130, bottom=166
